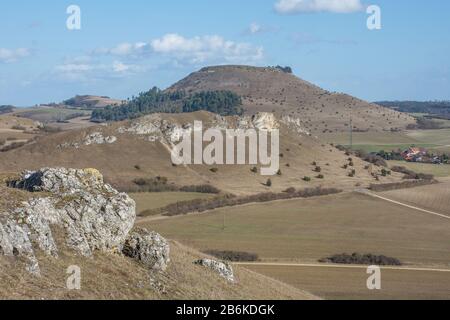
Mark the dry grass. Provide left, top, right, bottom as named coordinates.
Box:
left=245, top=265, right=450, bottom=300
left=140, top=192, right=450, bottom=267
left=0, top=240, right=316, bottom=300
left=380, top=181, right=450, bottom=216
left=0, top=112, right=407, bottom=196
left=129, top=192, right=216, bottom=216
left=168, top=66, right=415, bottom=134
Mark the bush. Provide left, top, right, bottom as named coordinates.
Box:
left=369, top=179, right=437, bottom=192
left=0, top=141, right=26, bottom=152
left=391, top=166, right=434, bottom=180
left=131, top=176, right=220, bottom=194
left=265, top=179, right=272, bottom=187
left=210, top=168, right=219, bottom=173
left=303, top=176, right=311, bottom=182
left=314, top=166, right=321, bottom=173
left=319, top=253, right=402, bottom=266
left=316, top=174, right=324, bottom=179
left=250, top=167, right=258, bottom=173
left=204, top=250, right=259, bottom=262
left=160, top=187, right=342, bottom=217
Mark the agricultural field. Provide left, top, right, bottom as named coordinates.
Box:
left=141, top=192, right=450, bottom=267
left=139, top=191, right=450, bottom=299
left=244, top=265, right=450, bottom=300
left=388, top=160, right=450, bottom=178
left=130, top=192, right=216, bottom=216
left=321, top=129, right=450, bottom=153
left=380, top=181, right=450, bottom=216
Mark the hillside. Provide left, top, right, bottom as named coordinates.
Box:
left=0, top=111, right=405, bottom=195
left=168, top=66, right=416, bottom=135
left=0, top=170, right=316, bottom=300
left=63, top=95, right=124, bottom=109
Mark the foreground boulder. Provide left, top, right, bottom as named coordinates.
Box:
left=194, top=259, right=235, bottom=282
left=123, top=228, right=170, bottom=272
left=1, top=168, right=136, bottom=274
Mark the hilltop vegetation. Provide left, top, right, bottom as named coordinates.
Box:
left=377, top=100, right=450, bottom=117
left=91, top=87, right=242, bottom=122
left=0, top=105, right=15, bottom=114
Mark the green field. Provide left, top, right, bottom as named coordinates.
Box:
left=130, top=192, right=216, bottom=216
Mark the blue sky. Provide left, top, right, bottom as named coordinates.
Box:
left=1, top=0, right=449, bottom=106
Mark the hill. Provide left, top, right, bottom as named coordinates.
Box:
left=0, top=169, right=316, bottom=300
left=168, top=66, right=416, bottom=135
left=0, top=111, right=405, bottom=195
left=63, top=95, right=124, bottom=109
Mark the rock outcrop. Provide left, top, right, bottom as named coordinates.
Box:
left=194, top=259, right=235, bottom=282
left=1, top=168, right=137, bottom=274
left=123, top=228, right=170, bottom=272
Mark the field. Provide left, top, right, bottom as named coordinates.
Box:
left=321, top=129, right=450, bottom=153
left=380, top=181, right=450, bottom=216
left=129, top=192, right=216, bottom=216
left=141, top=192, right=450, bottom=267
left=139, top=191, right=450, bottom=299
left=388, top=160, right=450, bottom=178
left=244, top=265, right=450, bottom=300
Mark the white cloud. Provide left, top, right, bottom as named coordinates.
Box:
left=94, top=42, right=149, bottom=57
left=54, top=59, right=145, bottom=82
left=249, top=23, right=262, bottom=34
left=275, top=0, right=363, bottom=14
left=150, top=33, right=263, bottom=64
left=0, top=48, right=30, bottom=63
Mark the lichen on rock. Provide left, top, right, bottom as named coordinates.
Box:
left=123, top=227, right=170, bottom=272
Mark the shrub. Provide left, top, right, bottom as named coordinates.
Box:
left=391, top=166, right=434, bottom=180
left=276, top=169, right=282, bottom=176
left=369, top=179, right=437, bottom=192
left=319, top=253, right=402, bottom=266
left=0, top=141, right=26, bottom=152
left=265, top=179, right=272, bottom=187
left=316, top=174, right=324, bottom=179
left=161, top=187, right=342, bottom=216
left=314, top=166, right=321, bottom=173
left=303, top=176, right=311, bottom=182
left=204, top=250, right=259, bottom=262
left=210, top=168, right=219, bottom=173
left=134, top=165, right=141, bottom=170
left=250, top=167, right=258, bottom=173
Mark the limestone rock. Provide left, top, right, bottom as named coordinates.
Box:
left=4, top=167, right=137, bottom=274
left=123, top=228, right=170, bottom=272
left=194, top=259, right=235, bottom=282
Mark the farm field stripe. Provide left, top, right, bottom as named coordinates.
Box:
left=235, top=262, right=450, bottom=273
left=359, top=190, right=450, bottom=220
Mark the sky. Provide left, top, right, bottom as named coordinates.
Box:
left=1, top=0, right=449, bottom=106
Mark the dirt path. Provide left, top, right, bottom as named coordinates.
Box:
left=357, top=189, right=450, bottom=220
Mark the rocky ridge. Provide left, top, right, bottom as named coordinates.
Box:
left=0, top=168, right=170, bottom=275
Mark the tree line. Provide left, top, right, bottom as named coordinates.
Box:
left=91, top=88, right=243, bottom=122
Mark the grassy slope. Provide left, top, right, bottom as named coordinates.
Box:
left=168, top=66, right=415, bottom=135
left=0, top=112, right=406, bottom=196
left=0, top=241, right=317, bottom=300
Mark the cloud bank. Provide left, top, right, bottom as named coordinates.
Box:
left=275, top=0, right=364, bottom=14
